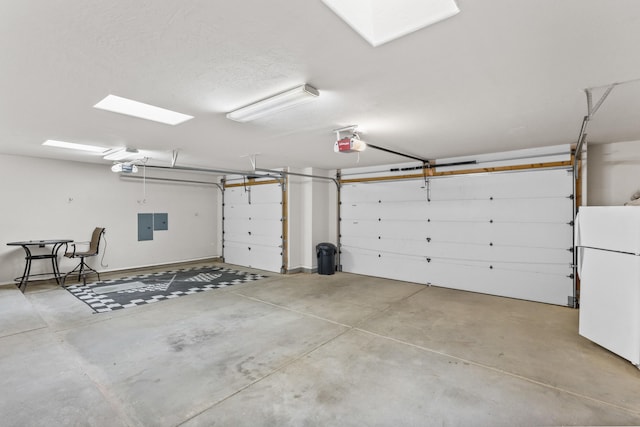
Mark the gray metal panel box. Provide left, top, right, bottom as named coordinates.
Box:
left=138, top=213, right=153, bottom=241
left=154, top=213, right=168, bottom=231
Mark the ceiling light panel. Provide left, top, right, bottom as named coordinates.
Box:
left=94, top=95, right=193, bottom=125
left=42, top=140, right=108, bottom=153
left=321, top=0, right=459, bottom=46
left=226, top=84, right=319, bottom=122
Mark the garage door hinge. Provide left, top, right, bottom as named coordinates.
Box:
left=567, top=296, right=578, bottom=308
left=567, top=220, right=575, bottom=226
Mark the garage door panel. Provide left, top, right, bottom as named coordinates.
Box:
left=341, top=220, right=431, bottom=240
left=340, top=219, right=382, bottom=237
left=250, top=233, right=283, bottom=247
left=249, top=184, right=283, bottom=204
left=424, top=200, right=493, bottom=221
left=340, top=248, right=427, bottom=284
left=340, top=169, right=575, bottom=306
left=341, top=202, right=427, bottom=221
left=490, top=198, right=572, bottom=223
left=223, top=183, right=283, bottom=273
left=341, top=235, right=427, bottom=256
left=491, top=222, right=572, bottom=248
left=245, top=245, right=283, bottom=272
left=342, top=181, right=427, bottom=203
left=432, top=169, right=573, bottom=199
left=224, top=231, right=282, bottom=246
left=426, top=222, right=492, bottom=243
left=225, top=205, right=282, bottom=220
left=225, top=219, right=283, bottom=237
left=423, top=261, right=571, bottom=306
left=222, top=243, right=251, bottom=269
left=224, top=241, right=282, bottom=273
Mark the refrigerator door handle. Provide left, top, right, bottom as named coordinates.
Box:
left=577, top=246, right=584, bottom=279
left=574, top=210, right=585, bottom=279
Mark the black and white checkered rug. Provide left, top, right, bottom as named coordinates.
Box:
left=65, top=265, right=267, bottom=313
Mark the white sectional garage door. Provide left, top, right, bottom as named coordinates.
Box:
left=340, top=168, right=575, bottom=306
left=223, top=182, right=284, bottom=273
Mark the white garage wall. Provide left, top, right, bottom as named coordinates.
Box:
left=311, top=169, right=338, bottom=270
left=587, top=140, right=640, bottom=206
left=287, top=170, right=307, bottom=272
left=0, top=154, right=220, bottom=285
left=287, top=168, right=337, bottom=273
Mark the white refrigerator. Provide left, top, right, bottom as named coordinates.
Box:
left=576, top=206, right=640, bottom=367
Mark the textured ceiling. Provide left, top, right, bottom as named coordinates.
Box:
left=1, top=0, right=639, bottom=171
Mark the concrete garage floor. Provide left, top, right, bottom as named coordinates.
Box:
left=2, top=262, right=640, bottom=426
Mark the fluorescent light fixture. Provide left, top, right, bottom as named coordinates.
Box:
left=321, top=0, right=460, bottom=47
left=94, top=95, right=193, bottom=125
left=226, top=84, right=319, bottom=122
left=43, top=139, right=108, bottom=153
left=103, top=148, right=141, bottom=161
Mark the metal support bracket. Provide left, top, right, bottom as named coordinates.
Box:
left=587, top=85, right=615, bottom=118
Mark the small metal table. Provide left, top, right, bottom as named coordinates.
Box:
left=6, top=239, right=73, bottom=292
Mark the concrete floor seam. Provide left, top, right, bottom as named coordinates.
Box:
left=0, top=325, right=47, bottom=339
left=351, top=285, right=428, bottom=328
left=55, top=330, right=141, bottom=427
left=230, top=291, right=354, bottom=328
left=32, top=281, right=226, bottom=335
left=344, top=286, right=429, bottom=333
left=175, top=287, right=421, bottom=425
left=176, top=325, right=353, bottom=426
left=178, top=285, right=640, bottom=424
left=225, top=288, right=640, bottom=417
left=354, top=327, right=640, bottom=417
left=230, top=279, right=429, bottom=331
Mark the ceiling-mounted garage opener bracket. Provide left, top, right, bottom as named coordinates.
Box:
left=575, top=77, right=640, bottom=179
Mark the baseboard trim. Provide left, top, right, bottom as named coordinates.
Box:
left=285, top=267, right=317, bottom=274
left=102, top=257, right=223, bottom=277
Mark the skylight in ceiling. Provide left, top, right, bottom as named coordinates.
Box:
left=321, top=0, right=459, bottom=47
left=42, top=140, right=108, bottom=153
left=93, top=95, right=193, bottom=125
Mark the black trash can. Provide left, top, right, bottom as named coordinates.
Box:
left=316, top=242, right=337, bottom=275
